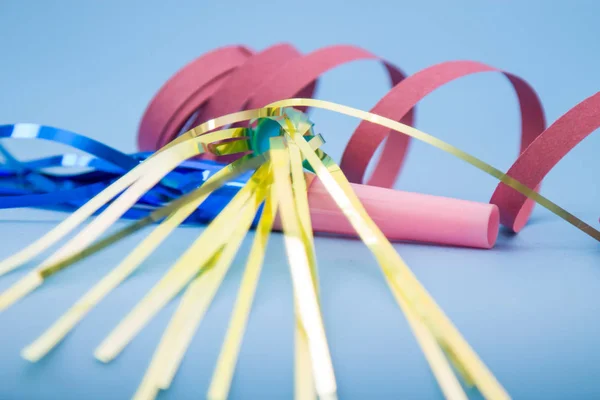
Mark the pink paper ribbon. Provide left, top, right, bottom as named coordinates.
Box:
left=138, top=43, right=600, bottom=233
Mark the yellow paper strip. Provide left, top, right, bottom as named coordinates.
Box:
left=94, top=164, right=270, bottom=363
left=21, top=134, right=324, bottom=291
left=295, top=324, right=317, bottom=400
left=158, top=184, right=269, bottom=390
left=20, top=155, right=265, bottom=362
left=207, top=187, right=278, bottom=400
left=394, top=288, right=468, bottom=400
left=280, top=116, right=466, bottom=399
left=10, top=139, right=323, bottom=347
left=288, top=141, right=320, bottom=298
left=285, top=129, right=508, bottom=399
left=133, top=181, right=266, bottom=400
left=288, top=141, right=320, bottom=400
left=37, top=128, right=240, bottom=271
left=0, top=128, right=245, bottom=278
left=0, top=129, right=247, bottom=311
left=270, top=136, right=337, bottom=400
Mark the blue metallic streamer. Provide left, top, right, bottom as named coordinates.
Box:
left=0, top=124, right=255, bottom=224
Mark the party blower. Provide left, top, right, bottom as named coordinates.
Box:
left=1, top=43, right=600, bottom=400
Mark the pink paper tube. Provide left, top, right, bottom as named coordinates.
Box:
left=287, top=176, right=500, bottom=249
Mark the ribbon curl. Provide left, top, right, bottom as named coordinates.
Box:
left=137, top=43, right=596, bottom=234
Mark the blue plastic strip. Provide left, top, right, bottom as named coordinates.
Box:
left=0, top=124, right=257, bottom=225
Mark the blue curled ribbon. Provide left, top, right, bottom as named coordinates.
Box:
left=0, top=124, right=254, bottom=223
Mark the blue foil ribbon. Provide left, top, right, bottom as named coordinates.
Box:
left=0, top=124, right=257, bottom=224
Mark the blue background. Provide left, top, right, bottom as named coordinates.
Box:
left=1, top=1, right=600, bottom=399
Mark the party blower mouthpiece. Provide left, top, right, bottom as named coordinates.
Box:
left=289, top=174, right=500, bottom=249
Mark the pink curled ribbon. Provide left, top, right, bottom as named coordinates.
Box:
left=138, top=43, right=600, bottom=233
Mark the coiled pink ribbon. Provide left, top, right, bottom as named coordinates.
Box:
left=138, top=43, right=600, bottom=232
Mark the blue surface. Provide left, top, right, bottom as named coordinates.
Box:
left=1, top=1, right=600, bottom=399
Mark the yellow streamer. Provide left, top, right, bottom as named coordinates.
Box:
left=295, top=326, right=317, bottom=400
left=288, top=141, right=320, bottom=400
left=278, top=116, right=468, bottom=399
left=133, top=178, right=267, bottom=400
left=20, top=154, right=264, bottom=362
left=394, top=289, right=468, bottom=400
left=0, top=128, right=248, bottom=311
left=94, top=164, right=270, bottom=363
left=158, top=183, right=269, bottom=390
left=0, top=128, right=244, bottom=278
left=270, top=136, right=337, bottom=400
left=207, top=187, right=278, bottom=400
left=283, top=127, right=508, bottom=399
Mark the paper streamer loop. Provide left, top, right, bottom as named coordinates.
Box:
left=339, top=60, right=546, bottom=231
left=138, top=45, right=253, bottom=151
left=490, top=91, right=600, bottom=229
left=138, top=44, right=600, bottom=234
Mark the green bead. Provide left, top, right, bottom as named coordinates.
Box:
left=249, top=118, right=283, bottom=155
left=247, top=107, right=320, bottom=173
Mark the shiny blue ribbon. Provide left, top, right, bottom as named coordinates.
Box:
left=0, top=124, right=254, bottom=223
